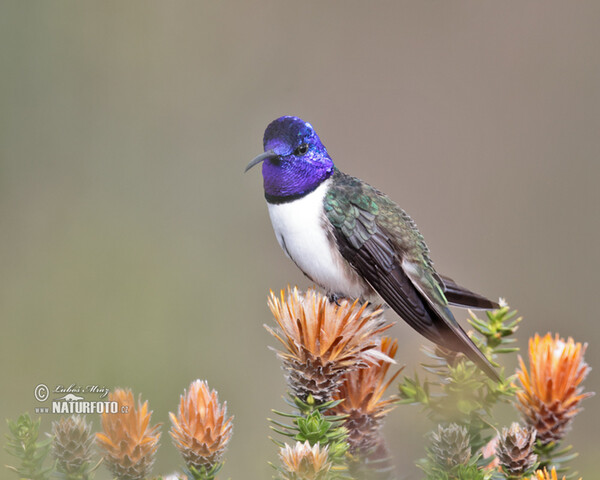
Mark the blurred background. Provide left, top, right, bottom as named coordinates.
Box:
left=1, top=2, right=598, bottom=478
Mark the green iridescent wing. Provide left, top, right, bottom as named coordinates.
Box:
left=324, top=169, right=499, bottom=380
left=324, top=170, right=448, bottom=331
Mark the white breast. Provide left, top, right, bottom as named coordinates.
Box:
left=267, top=180, right=368, bottom=298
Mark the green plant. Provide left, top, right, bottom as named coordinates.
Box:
left=5, top=413, right=53, bottom=480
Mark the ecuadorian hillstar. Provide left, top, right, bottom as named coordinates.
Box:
left=246, top=116, right=500, bottom=381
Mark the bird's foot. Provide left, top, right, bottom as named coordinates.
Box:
left=328, top=293, right=343, bottom=306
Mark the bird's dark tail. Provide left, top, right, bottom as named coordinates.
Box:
left=439, top=274, right=500, bottom=310
left=436, top=314, right=501, bottom=382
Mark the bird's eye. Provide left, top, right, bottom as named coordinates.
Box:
left=294, top=143, right=309, bottom=156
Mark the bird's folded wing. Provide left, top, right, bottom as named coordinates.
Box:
left=326, top=201, right=451, bottom=343
left=332, top=223, right=442, bottom=339
left=324, top=173, right=444, bottom=342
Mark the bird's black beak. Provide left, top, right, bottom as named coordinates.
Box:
left=244, top=150, right=277, bottom=173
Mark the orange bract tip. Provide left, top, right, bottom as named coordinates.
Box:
left=515, top=333, right=593, bottom=445
left=266, top=286, right=393, bottom=403
left=96, top=389, right=161, bottom=480
left=330, top=336, right=401, bottom=454
left=528, top=466, right=580, bottom=480
left=279, top=441, right=332, bottom=480
left=169, top=380, right=233, bottom=472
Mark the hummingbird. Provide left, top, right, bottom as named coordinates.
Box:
left=246, top=115, right=500, bottom=381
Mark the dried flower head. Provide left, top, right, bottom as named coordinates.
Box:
left=429, top=423, right=471, bottom=469
left=279, top=441, right=332, bottom=480
left=330, top=337, right=401, bottom=454
left=96, top=389, right=161, bottom=480
left=528, top=466, right=578, bottom=480
left=495, top=422, right=537, bottom=478
left=170, top=380, right=233, bottom=473
left=52, top=415, right=95, bottom=476
left=516, top=333, right=593, bottom=445
left=266, top=286, right=392, bottom=403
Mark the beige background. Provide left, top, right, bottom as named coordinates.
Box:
left=1, top=2, right=598, bottom=479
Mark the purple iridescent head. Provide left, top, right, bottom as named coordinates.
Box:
left=245, top=116, right=335, bottom=201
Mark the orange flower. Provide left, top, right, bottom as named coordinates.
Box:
left=96, top=389, right=161, bottom=480
left=265, top=286, right=392, bottom=403
left=528, top=466, right=581, bottom=480
left=169, top=380, right=233, bottom=472
left=515, top=333, right=593, bottom=444
left=330, top=337, right=401, bottom=454
left=279, top=441, right=332, bottom=480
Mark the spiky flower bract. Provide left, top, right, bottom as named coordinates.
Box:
left=515, top=333, right=593, bottom=445
left=421, top=423, right=487, bottom=480
left=278, top=441, right=332, bottom=480
left=329, top=336, right=401, bottom=456
left=495, top=422, right=538, bottom=479
left=429, top=423, right=471, bottom=469
left=96, top=389, right=161, bottom=480
left=169, top=379, right=233, bottom=478
left=266, top=286, right=392, bottom=403
left=51, top=415, right=96, bottom=479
